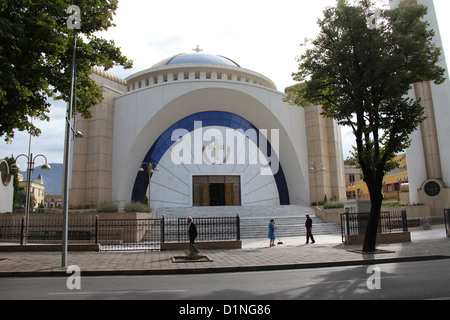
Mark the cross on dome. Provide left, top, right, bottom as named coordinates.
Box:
left=193, top=45, right=203, bottom=53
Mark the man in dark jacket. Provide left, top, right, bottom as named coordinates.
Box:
left=305, top=214, right=315, bottom=244
left=187, top=217, right=199, bottom=253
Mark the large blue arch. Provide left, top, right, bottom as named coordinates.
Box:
left=131, top=111, right=290, bottom=205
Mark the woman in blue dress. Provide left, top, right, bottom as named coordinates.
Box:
left=268, top=218, right=276, bottom=247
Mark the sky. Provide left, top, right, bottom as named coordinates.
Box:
left=1, top=0, right=449, bottom=170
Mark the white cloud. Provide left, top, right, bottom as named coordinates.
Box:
left=0, top=97, right=66, bottom=167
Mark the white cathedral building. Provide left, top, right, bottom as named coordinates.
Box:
left=69, top=0, right=450, bottom=219
left=69, top=51, right=346, bottom=213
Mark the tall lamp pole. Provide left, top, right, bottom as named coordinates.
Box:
left=309, top=163, right=326, bottom=207
left=62, top=5, right=82, bottom=267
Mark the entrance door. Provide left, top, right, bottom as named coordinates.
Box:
left=193, top=176, right=240, bottom=206
left=209, top=183, right=225, bottom=206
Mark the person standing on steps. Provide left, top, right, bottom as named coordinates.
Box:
left=305, top=214, right=315, bottom=244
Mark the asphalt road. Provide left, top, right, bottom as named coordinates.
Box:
left=1, top=259, right=449, bottom=301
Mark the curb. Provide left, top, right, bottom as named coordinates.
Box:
left=0, top=244, right=100, bottom=252
left=0, top=255, right=448, bottom=278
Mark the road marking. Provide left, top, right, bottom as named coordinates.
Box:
left=48, top=289, right=186, bottom=296
left=302, top=275, right=406, bottom=288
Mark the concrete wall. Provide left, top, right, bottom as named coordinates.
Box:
left=70, top=67, right=127, bottom=206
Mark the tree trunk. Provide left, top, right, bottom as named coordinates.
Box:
left=362, top=188, right=383, bottom=252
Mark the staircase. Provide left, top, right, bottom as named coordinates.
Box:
left=155, top=205, right=342, bottom=239
left=155, top=205, right=314, bottom=218
left=239, top=216, right=341, bottom=239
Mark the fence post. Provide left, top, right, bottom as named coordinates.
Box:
left=20, top=215, right=26, bottom=246
left=178, top=217, right=181, bottom=243
left=236, top=213, right=240, bottom=241
left=161, top=214, right=165, bottom=245
left=345, top=212, right=350, bottom=237
left=401, top=209, right=408, bottom=232
left=95, top=215, right=99, bottom=244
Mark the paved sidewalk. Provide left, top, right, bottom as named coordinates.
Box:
left=0, top=229, right=448, bottom=277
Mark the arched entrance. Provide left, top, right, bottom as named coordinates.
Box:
left=131, top=111, right=289, bottom=206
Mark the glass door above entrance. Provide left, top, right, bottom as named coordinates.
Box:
left=193, top=176, right=241, bottom=206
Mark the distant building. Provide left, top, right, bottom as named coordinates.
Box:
left=18, top=173, right=46, bottom=210
left=345, top=154, right=408, bottom=202
left=45, top=194, right=62, bottom=209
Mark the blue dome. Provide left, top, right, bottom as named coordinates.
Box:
left=153, top=53, right=240, bottom=68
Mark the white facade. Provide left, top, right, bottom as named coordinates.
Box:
left=111, top=57, right=310, bottom=208
left=390, top=0, right=450, bottom=209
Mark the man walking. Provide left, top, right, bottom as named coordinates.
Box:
left=305, top=214, right=315, bottom=244
left=187, top=217, right=199, bottom=253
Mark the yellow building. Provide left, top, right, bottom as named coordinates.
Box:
left=345, top=154, right=408, bottom=201
left=18, top=173, right=46, bottom=209
left=44, top=194, right=62, bottom=209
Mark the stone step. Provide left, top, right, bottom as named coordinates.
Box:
left=155, top=205, right=341, bottom=239
left=155, top=205, right=315, bottom=218
left=239, top=217, right=341, bottom=239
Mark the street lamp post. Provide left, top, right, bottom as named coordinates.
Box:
left=11, top=154, right=51, bottom=245
left=62, top=5, right=82, bottom=267
left=309, top=163, right=326, bottom=207
left=139, top=162, right=159, bottom=209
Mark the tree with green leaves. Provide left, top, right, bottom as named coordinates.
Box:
left=286, top=0, right=445, bottom=252
left=0, top=0, right=133, bottom=142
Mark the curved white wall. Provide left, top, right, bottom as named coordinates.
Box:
left=111, top=68, right=310, bottom=207
left=0, top=181, right=13, bottom=213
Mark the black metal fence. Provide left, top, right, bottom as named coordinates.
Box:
left=96, top=218, right=162, bottom=251
left=0, top=216, right=94, bottom=245
left=162, top=216, right=240, bottom=243
left=445, top=209, right=450, bottom=238
left=0, top=215, right=240, bottom=251
left=340, top=210, right=408, bottom=242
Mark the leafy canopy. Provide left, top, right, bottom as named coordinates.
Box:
left=286, top=0, right=444, bottom=180
left=0, top=0, right=133, bottom=141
